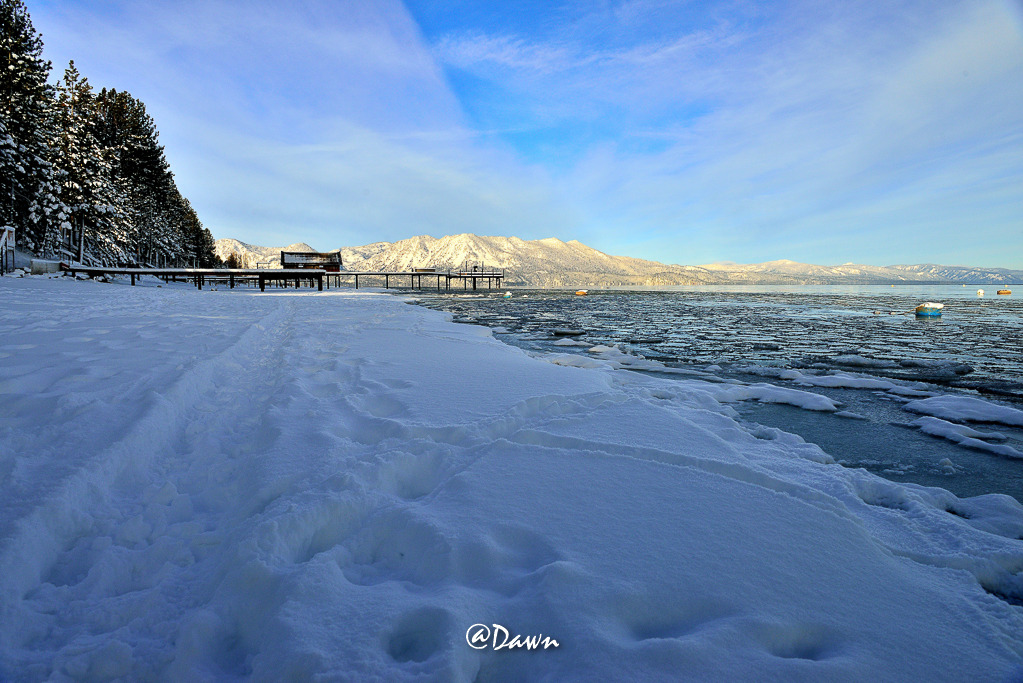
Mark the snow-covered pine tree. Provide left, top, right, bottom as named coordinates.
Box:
left=173, top=194, right=218, bottom=267
left=0, top=0, right=62, bottom=253
left=95, top=88, right=172, bottom=265
left=91, top=89, right=221, bottom=268
left=0, top=115, right=15, bottom=189
left=50, top=61, right=125, bottom=264
left=5, top=2, right=211, bottom=265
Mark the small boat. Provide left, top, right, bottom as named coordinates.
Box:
left=997, top=289, right=1011, bottom=295
left=575, top=290, right=588, bottom=296
left=977, top=289, right=984, bottom=297
left=915, top=302, right=944, bottom=317
left=502, top=291, right=512, bottom=299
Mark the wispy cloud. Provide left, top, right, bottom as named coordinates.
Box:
left=431, top=0, right=1023, bottom=266
left=175, top=118, right=574, bottom=248
left=30, top=0, right=578, bottom=247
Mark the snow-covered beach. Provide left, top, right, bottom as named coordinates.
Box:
left=2, top=275, right=1023, bottom=681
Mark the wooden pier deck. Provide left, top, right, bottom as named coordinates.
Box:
left=61, top=265, right=505, bottom=293
left=62, top=266, right=329, bottom=291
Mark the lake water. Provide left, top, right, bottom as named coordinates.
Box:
left=411, top=285, right=1023, bottom=502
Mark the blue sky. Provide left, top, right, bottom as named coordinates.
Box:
left=27, top=0, right=1023, bottom=267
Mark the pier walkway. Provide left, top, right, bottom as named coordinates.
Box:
left=61, top=265, right=504, bottom=292
left=62, top=266, right=328, bottom=291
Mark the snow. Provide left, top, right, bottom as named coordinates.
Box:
left=911, top=417, right=1023, bottom=459
left=831, top=354, right=898, bottom=369
left=904, top=395, right=1023, bottom=428
left=551, top=337, right=590, bottom=347
left=694, top=382, right=841, bottom=415
left=2, top=276, right=1023, bottom=681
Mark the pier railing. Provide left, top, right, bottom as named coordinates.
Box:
left=341, top=268, right=504, bottom=291
left=453, top=268, right=504, bottom=277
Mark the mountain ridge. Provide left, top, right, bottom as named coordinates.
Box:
left=214, top=234, right=1022, bottom=287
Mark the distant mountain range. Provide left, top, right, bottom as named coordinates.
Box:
left=214, top=235, right=1022, bottom=287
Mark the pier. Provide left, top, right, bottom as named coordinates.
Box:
left=62, top=266, right=329, bottom=291
left=60, top=264, right=504, bottom=292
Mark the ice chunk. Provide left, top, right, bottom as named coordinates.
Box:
left=904, top=396, right=1023, bottom=427
left=552, top=338, right=590, bottom=346
left=832, top=354, right=898, bottom=368
left=911, top=417, right=1022, bottom=459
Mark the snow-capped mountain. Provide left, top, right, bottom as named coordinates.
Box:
left=217, top=234, right=694, bottom=286
left=336, top=234, right=700, bottom=287
left=887, top=264, right=1023, bottom=283
left=214, top=235, right=1022, bottom=287
left=694, top=259, right=1023, bottom=284
left=214, top=239, right=321, bottom=269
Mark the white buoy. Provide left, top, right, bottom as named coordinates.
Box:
left=977, top=289, right=984, bottom=297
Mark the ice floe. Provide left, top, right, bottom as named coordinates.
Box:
left=911, top=417, right=1022, bottom=459
left=904, top=395, right=1023, bottom=428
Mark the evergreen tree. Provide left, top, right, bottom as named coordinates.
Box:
left=170, top=193, right=218, bottom=267
left=0, top=116, right=15, bottom=202
left=95, top=88, right=175, bottom=264
left=50, top=61, right=125, bottom=263
left=0, top=0, right=60, bottom=251
left=4, top=2, right=211, bottom=265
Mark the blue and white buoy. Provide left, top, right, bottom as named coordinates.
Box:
left=915, top=302, right=944, bottom=317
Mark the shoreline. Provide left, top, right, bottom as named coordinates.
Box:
left=1, top=275, right=1022, bottom=680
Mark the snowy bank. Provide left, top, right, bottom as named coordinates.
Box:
left=1, top=276, right=1022, bottom=681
